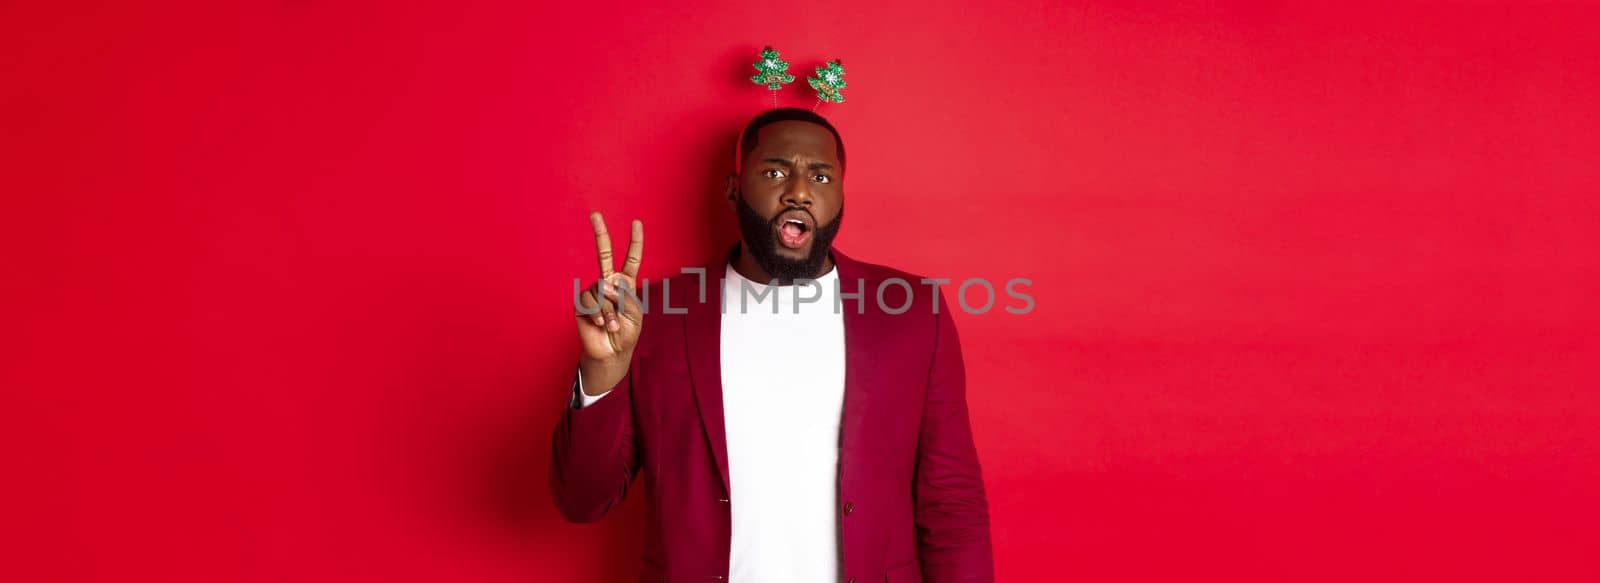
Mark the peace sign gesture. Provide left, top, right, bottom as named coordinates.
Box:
left=575, top=211, right=643, bottom=395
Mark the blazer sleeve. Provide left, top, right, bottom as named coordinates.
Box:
left=548, top=358, right=641, bottom=523
left=914, top=297, right=996, bottom=581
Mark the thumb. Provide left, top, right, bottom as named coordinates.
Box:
left=607, top=273, right=643, bottom=323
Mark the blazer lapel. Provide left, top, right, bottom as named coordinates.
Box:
left=684, top=259, right=731, bottom=495
left=833, top=250, right=883, bottom=469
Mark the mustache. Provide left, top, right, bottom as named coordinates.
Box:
left=767, top=207, right=817, bottom=226
left=768, top=208, right=812, bottom=224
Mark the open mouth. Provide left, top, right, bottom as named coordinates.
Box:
left=776, top=210, right=814, bottom=249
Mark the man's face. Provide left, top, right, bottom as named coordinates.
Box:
left=729, top=120, right=844, bottom=280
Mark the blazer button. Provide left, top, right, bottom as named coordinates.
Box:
left=717, top=497, right=729, bottom=503
left=847, top=578, right=856, bottom=583
left=842, top=502, right=854, bottom=515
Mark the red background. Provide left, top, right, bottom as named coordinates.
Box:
left=5, top=1, right=1598, bottom=581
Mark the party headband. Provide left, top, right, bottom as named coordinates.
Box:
left=748, top=46, right=848, bottom=111
left=736, top=46, right=849, bottom=173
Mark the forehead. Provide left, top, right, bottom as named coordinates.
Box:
left=751, top=120, right=840, bottom=164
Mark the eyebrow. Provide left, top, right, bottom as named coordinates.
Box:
left=761, top=158, right=835, bottom=171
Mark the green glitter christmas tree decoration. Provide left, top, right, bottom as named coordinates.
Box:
left=749, top=47, right=795, bottom=107
left=807, top=59, right=847, bottom=107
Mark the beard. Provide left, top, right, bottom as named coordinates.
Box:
left=734, top=194, right=844, bottom=284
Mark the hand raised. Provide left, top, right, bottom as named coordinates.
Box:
left=574, top=212, right=643, bottom=394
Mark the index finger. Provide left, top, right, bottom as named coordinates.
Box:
left=589, top=211, right=615, bottom=278
left=622, top=219, right=643, bottom=278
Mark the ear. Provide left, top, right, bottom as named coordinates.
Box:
left=724, top=174, right=739, bottom=206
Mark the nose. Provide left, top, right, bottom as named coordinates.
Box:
left=781, top=176, right=813, bottom=208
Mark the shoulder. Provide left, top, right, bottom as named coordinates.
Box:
left=630, top=269, right=709, bottom=345
left=836, top=253, right=923, bottom=285
left=832, top=250, right=954, bottom=324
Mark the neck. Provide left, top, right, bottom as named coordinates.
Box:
left=731, top=243, right=835, bottom=285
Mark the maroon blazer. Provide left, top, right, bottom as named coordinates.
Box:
left=550, top=249, right=994, bottom=583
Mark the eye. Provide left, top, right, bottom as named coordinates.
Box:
left=812, top=174, right=831, bottom=184
left=762, top=168, right=787, bottom=179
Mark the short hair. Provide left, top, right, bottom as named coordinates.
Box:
left=736, top=107, right=846, bottom=174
